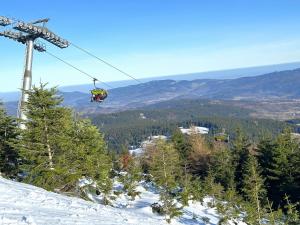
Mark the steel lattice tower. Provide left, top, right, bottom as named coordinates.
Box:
left=0, top=16, right=69, bottom=129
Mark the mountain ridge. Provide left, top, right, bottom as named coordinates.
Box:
left=3, top=68, right=300, bottom=116
left=1, top=61, right=300, bottom=102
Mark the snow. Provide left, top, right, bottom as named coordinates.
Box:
left=0, top=177, right=246, bottom=225
left=141, top=135, right=168, bottom=147
left=139, top=113, right=147, bottom=119
left=179, top=126, right=209, bottom=135
left=129, top=135, right=168, bottom=156
left=129, top=148, right=143, bottom=156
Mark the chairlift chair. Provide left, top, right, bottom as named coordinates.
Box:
left=90, top=78, right=108, bottom=103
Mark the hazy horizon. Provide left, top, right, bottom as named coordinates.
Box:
left=1, top=61, right=300, bottom=98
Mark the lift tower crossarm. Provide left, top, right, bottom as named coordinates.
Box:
left=14, top=22, right=69, bottom=48
left=0, top=16, right=12, bottom=26
left=0, top=31, right=46, bottom=51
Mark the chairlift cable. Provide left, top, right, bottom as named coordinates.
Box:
left=70, top=42, right=142, bottom=84
left=45, top=50, right=114, bottom=89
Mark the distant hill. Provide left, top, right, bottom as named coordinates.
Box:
left=3, top=68, right=300, bottom=116
left=2, top=61, right=300, bottom=102
left=96, top=68, right=300, bottom=109
left=58, top=61, right=300, bottom=93
left=0, top=92, right=20, bottom=102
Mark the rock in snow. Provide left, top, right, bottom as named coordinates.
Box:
left=0, top=177, right=246, bottom=225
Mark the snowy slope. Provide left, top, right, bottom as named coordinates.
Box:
left=0, top=177, right=246, bottom=225
left=0, top=177, right=165, bottom=225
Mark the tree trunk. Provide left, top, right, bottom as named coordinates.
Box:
left=43, top=111, right=54, bottom=170
left=253, top=166, right=262, bottom=225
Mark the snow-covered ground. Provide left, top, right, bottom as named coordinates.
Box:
left=179, top=127, right=209, bottom=135
left=129, top=135, right=168, bottom=156
left=129, top=147, right=143, bottom=156
left=0, top=177, right=245, bottom=225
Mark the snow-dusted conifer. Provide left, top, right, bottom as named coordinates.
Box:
left=13, top=84, right=112, bottom=197
left=242, top=154, right=266, bottom=225
left=119, top=153, right=142, bottom=200
left=0, top=104, right=18, bottom=178
left=148, top=140, right=182, bottom=223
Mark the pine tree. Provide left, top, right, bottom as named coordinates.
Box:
left=12, top=84, right=112, bottom=198
left=148, top=140, right=182, bottom=223
left=63, top=118, right=112, bottom=203
left=257, top=137, right=276, bottom=177
left=0, top=105, right=19, bottom=178
left=12, top=84, right=73, bottom=189
left=217, top=188, right=242, bottom=224
left=172, top=128, right=196, bottom=206
left=119, top=155, right=142, bottom=200
left=231, top=128, right=251, bottom=192
left=265, top=198, right=283, bottom=225
left=188, top=131, right=212, bottom=178
left=283, top=195, right=300, bottom=225
left=211, top=145, right=235, bottom=190
left=261, top=129, right=300, bottom=207
left=179, top=173, right=194, bottom=206
left=189, top=177, right=205, bottom=202
left=203, top=169, right=224, bottom=207
left=172, top=128, right=191, bottom=161
left=242, top=154, right=266, bottom=225
left=109, top=150, right=120, bottom=176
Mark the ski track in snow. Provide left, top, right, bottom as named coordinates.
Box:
left=0, top=177, right=245, bottom=225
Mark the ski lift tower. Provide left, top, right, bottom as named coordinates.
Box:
left=0, top=16, right=69, bottom=129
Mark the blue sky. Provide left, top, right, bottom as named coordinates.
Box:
left=1, top=0, right=300, bottom=92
